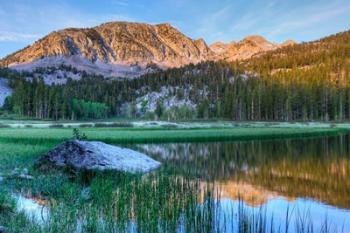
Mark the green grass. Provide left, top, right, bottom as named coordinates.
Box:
left=0, top=191, right=15, bottom=214
left=0, top=127, right=346, bottom=145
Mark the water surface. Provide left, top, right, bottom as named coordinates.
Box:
left=132, top=134, right=350, bottom=232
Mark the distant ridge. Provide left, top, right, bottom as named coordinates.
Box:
left=210, top=35, right=296, bottom=62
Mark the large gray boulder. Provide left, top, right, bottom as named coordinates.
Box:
left=38, top=140, right=161, bottom=174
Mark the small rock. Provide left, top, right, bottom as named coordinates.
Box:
left=0, top=226, right=7, bottom=233
left=11, top=168, right=20, bottom=175
left=22, top=168, right=29, bottom=175
left=7, top=168, right=34, bottom=180
left=18, top=174, right=34, bottom=180
left=80, top=187, right=91, bottom=201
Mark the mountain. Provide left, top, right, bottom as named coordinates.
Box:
left=0, top=22, right=214, bottom=77
left=0, top=22, right=294, bottom=78
left=243, top=30, right=350, bottom=75
left=280, top=39, right=297, bottom=47
left=210, top=35, right=296, bottom=61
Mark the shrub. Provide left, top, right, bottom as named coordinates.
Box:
left=94, top=122, right=133, bottom=128
left=72, top=129, right=87, bottom=140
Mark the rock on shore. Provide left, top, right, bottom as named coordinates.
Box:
left=38, top=140, right=161, bottom=174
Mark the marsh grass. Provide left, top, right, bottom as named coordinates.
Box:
left=0, top=191, right=15, bottom=215
left=1, top=170, right=345, bottom=233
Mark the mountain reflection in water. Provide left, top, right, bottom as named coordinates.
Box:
left=133, top=134, right=350, bottom=209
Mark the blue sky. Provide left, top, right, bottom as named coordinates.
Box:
left=0, top=0, right=350, bottom=58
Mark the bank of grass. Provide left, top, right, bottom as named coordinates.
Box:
left=0, top=126, right=347, bottom=145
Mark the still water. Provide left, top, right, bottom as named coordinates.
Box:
left=133, top=135, right=350, bottom=232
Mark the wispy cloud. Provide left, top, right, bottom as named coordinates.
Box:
left=198, top=0, right=350, bottom=43
left=193, top=3, right=234, bottom=42
left=230, top=1, right=278, bottom=32
left=193, top=0, right=280, bottom=43
left=267, top=2, right=350, bottom=37
left=0, top=1, right=137, bottom=41
left=0, top=31, right=39, bottom=42
left=112, top=0, right=129, bottom=6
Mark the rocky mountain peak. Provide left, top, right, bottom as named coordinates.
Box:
left=209, top=35, right=294, bottom=62
left=281, top=40, right=297, bottom=47
left=243, top=35, right=270, bottom=44
left=0, top=21, right=297, bottom=77
left=0, top=21, right=214, bottom=77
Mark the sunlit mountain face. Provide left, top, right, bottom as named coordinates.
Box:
left=0, top=21, right=294, bottom=79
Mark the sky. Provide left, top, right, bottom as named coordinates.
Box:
left=0, top=0, right=350, bottom=58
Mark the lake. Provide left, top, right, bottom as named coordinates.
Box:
left=3, top=131, right=350, bottom=232
left=132, top=134, right=350, bottom=232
